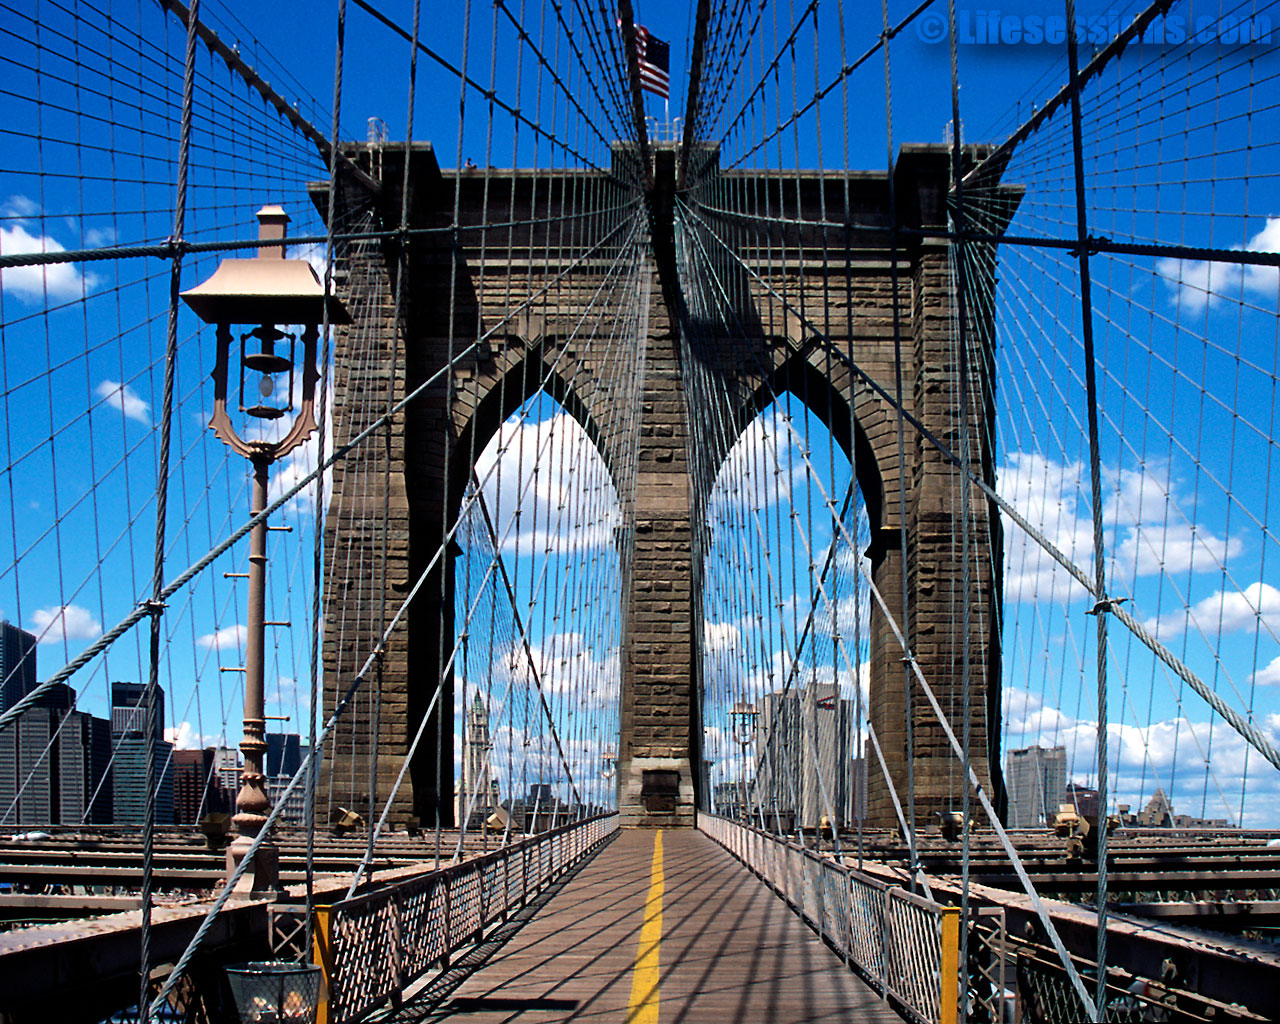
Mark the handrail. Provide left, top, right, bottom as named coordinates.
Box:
left=698, top=812, right=954, bottom=1024
left=316, top=813, right=617, bottom=1022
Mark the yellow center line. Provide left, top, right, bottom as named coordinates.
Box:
left=627, top=830, right=664, bottom=1024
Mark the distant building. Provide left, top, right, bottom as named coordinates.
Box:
left=1005, top=745, right=1067, bottom=827
left=1138, top=787, right=1174, bottom=827
left=173, top=747, right=233, bottom=823
left=0, top=681, right=113, bottom=826
left=753, top=684, right=856, bottom=828
left=0, top=620, right=38, bottom=714
left=57, top=708, right=113, bottom=824
left=110, top=682, right=173, bottom=825
left=111, top=681, right=162, bottom=738
left=456, top=695, right=500, bottom=825
left=1135, top=788, right=1233, bottom=829
left=263, top=735, right=312, bottom=824
left=173, top=749, right=208, bottom=824
left=214, top=746, right=241, bottom=796
left=713, top=779, right=745, bottom=816
left=1067, top=781, right=1099, bottom=819
left=266, top=733, right=302, bottom=778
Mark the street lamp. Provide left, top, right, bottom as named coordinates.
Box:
left=182, top=205, right=349, bottom=896
left=728, top=701, right=758, bottom=821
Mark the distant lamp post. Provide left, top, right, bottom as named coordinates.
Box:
left=601, top=750, right=617, bottom=781
left=728, top=701, right=758, bottom=821
left=181, top=205, right=349, bottom=896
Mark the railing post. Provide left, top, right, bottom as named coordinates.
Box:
left=940, top=905, right=961, bottom=1024
left=312, top=905, right=333, bottom=1024
left=881, top=888, right=894, bottom=1001
left=391, top=898, right=404, bottom=1009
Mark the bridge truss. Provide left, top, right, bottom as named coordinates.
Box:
left=0, top=0, right=1279, bottom=1022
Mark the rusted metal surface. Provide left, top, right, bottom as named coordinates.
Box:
left=1114, top=900, right=1280, bottom=930
left=924, top=875, right=1280, bottom=1022
left=0, top=842, right=524, bottom=1022
left=0, top=896, right=270, bottom=1022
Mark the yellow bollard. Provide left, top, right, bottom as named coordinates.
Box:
left=313, top=906, right=333, bottom=1024
left=939, top=906, right=961, bottom=1024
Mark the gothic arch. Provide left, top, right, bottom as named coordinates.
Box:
left=447, top=336, right=623, bottom=528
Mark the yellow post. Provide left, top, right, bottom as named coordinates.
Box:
left=313, top=906, right=333, bottom=1024
left=939, top=906, right=961, bottom=1024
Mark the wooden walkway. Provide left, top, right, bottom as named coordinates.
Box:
left=418, top=829, right=900, bottom=1023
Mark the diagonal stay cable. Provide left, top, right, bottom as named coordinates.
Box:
left=676, top=196, right=1280, bottom=775
left=350, top=0, right=608, bottom=172
left=0, top=212, right=642, bottom=731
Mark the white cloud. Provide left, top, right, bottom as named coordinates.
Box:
left=473, top=412, right=619, bottom=555
left=1145, top=581, right=1280, bottom=641
left=198, top=623, right=247, bottom=652
left=999, top=451, right=1250, bottom=602
left=998, top=451, right=1093, bottom=602
left=3, top=195, right=40, bottom=218
left=1002, top=685, right=1280, bottom=826
left=1114, top=521, right=1241, bottom=578
left=94, top=379, right=152, bottom=425
left=1156, top=216, right=1280, bottom=310
left=31, top=604, right=102, bottom=644
left=293, top=242, right=328, bottom=279
left=710, top=407, right=809, bottom=520
left=267, top=675, right=299, bottom=710
left=83, top=226, right=116, bottom=247
left=0, top=221, right=94, bottom=302
left=267, top=432, right=331, bottom=515
left=165, top=721, right=219, bottom=749
left=704, top=620, right=742, bottom=656
left=1254, top=654, right=1280, bottom=687
left=486, top=630, right=620, bottom=710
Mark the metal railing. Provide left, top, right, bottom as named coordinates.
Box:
left=314, top=813, right=617, bottom=1023
left=699, top=813, right=960, bottom=1024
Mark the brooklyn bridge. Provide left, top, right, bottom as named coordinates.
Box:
left=0, top=0, right=1279, bottom=1021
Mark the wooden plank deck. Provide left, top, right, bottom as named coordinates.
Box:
left=419, top=828, right=901, bottom=1023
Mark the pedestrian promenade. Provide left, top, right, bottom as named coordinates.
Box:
left=422, top=828, right=900, bottom=1022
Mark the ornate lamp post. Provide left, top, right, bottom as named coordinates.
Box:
left=181, top=205, right=349, bottom=896
left=728, top=701, right=758, bottom=821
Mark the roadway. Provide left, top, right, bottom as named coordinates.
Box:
left=410, top=829, right=898, bottom=1023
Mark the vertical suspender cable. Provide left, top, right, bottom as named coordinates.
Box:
left=140, top=3, right=199, bottom=1019
left=1063, top=2, right=1112, bottom=1016
left=946, top=2, right=975, bottom=1014
left=881, top=0, right=921, bottom=886
left=307, top=0, right=348, bottom=954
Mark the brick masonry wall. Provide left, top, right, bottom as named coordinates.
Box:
left=319, top=142, right=1010, bottom=830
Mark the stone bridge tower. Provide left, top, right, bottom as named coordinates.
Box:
left=314, top=140, right=1017, bottom=831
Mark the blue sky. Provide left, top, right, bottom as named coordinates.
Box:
left=1, top=0, right=1279, bottom=824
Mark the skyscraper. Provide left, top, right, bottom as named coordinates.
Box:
left=0, top=620, right=38, bottom=713
left=172, top=747, right=232, bottom=824
left=753, top=683, right=856, bottom=828
left=110, top=681, right=163, bottom=738
left=110, top=682, right=173, bottom=825
left=1005, top=745, right=1068, bottom=827
left=266, top=732, right=302, bottom=777
left=0, top=679, right=112, bottom=826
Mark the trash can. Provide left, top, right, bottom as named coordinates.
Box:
left=224, top=961, right=323, bottom=1023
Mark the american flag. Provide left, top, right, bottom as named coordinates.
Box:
left=633, top=24, right=670, bottom=100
